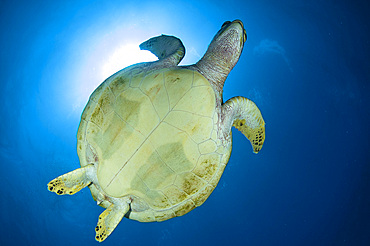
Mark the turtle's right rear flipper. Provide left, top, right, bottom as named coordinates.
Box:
left=47, top=164, right=94, bottom=195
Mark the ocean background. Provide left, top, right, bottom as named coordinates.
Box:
left=1, top=0, right=369, bottom=245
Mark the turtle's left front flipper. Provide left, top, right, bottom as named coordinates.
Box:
left=47, top=164, right=94, bottom=195
left=223, top=96, right=265, bottom=153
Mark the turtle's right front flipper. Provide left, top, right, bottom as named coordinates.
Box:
left=48, top=164, right=94, bottom=195
left=139, top=34, right=185, bottom=66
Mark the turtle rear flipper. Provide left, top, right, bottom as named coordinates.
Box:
left=223, top=96, right=265, bottom=153
left=140, top=35, right=185, bottom=66
left=47, top=164, right=94, bottom=195
left=95, top=203, right=129, bottom=242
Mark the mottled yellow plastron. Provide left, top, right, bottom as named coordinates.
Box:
left=77, top=66, right=230, bottom=222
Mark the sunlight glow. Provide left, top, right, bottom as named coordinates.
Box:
left=68, top=41, right=158, bottom=117
left=101, top=43, right=157, bottom=79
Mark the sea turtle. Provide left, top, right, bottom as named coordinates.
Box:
left=48, top=20, right=265, bottom=242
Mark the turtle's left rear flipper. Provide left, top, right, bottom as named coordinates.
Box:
left=47, top=164, right=94, bottom=195
left=95, top=203, right=129, bottom=242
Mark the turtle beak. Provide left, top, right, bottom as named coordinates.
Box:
left=232, top=20, right=247, bottom=46
left=203, top=20, right=247, bottom=70
left=218, top=20, right=247, bottom=48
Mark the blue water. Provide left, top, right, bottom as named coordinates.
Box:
left=1, top=0, right=369, bottom=245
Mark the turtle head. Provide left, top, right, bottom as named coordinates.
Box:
left=204, top=20, right=246, bottom=70
left=195, top=20, right=246, bottom=92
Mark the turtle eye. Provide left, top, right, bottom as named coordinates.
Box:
left=221, top=21, right=231, bottom=29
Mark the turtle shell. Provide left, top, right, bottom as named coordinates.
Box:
left=76, top=66, right=229, bottom=222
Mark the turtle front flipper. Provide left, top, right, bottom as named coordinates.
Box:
left=223, top=96, right=265, bottom=153
left=95, top=202, right=129, bottom=242
left=139, top=34, right=185, bottom=66
left=47, top=164, right=94, bottom=195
